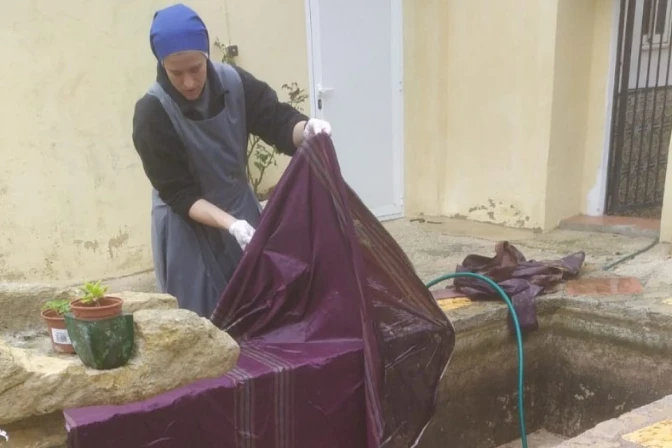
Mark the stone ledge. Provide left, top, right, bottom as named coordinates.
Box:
left=0, top=283, right=79, bottom=333
left=0, top=284, right=177, bottom=333
left=116, top=290, right=178, bottom=313
left=441, top=288, right=672, bottom=342
left=0, top=308, right=239, bottom=425
left=0, top=412, right=67, bottom=448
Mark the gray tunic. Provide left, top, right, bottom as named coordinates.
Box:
left=147, top=62, right=261, bottom=317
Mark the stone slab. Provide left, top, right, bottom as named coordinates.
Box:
left=0, top=284, right=79, bottom=333
left=0, top=285, right=178, bottom=333
left=0, top=308, right=239, bottom=425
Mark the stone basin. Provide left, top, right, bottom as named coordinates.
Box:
left=0, top=285, right=240, bottom=447
left=418, top=290, right=672, bottom=448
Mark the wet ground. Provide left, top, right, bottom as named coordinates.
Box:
left=107, top=216, right=672, bottom=304
left=382, top=216, right=671, bottom=291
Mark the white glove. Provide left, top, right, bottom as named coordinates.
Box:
left=303, top=118, right=332, bottom=140
left=228, top=220, right=255, bottom=250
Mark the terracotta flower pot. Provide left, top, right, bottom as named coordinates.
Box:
left=70, top=296, right=124, bottom=321
left=41, top=309, right=75, bottom=354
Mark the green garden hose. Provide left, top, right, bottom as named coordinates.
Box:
left=425, top=272, right=528, bottom=448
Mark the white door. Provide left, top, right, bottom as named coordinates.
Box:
left=306, top=0, right=404, bottom=220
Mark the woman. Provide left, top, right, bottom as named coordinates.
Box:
left=132, top=3, right=331, bottom=317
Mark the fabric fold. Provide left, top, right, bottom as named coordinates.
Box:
left=432, top=241, right=585, bottom=334
left=211, top=133, right=455, bottom=447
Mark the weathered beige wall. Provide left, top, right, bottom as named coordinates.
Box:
left=221, top=0, right=310, bottom=195
left=404, top=0, right=558, bottom=230
left=545, top=0, right=597, bottom=229
left=402, top=0, right=449, bottom=216
left=404, top=0, right=616, bottom=231
left=659, top=138, right=672, bottom=242
left=2, top=0, right=635, bottom=285
left=0, top=0, right=306, bottom=284
left=581, top=0, right=616, bottom=216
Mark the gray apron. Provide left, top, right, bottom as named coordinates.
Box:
left=148, top=62, right=262, bottom=317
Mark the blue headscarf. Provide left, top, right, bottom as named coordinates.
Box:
left=150, top=4, right=209, bottom=61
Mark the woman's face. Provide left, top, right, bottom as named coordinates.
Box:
left=162, top=51, right=208, bottom=101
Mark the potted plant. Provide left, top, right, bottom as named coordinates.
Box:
left=65, top=280, right=133, bottom=370
left=41, top=299, right=75, bottom=354
left=69, top=280, right=123, bottom=321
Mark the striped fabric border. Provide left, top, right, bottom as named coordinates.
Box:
left=227, top=366, right=255, bottom=448
left=243, top=345, right=296, bottom=448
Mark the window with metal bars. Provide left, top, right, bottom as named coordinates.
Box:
left=642, top=0, right=671, bottom=45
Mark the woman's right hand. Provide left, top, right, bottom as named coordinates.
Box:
left=187, top=199, right=255, bottom=249
left=228, top=220, right=255, bottom=250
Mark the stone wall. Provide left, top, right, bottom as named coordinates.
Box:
left=417, top=289, right=672, bottom=447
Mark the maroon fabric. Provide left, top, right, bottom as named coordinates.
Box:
left=63, top=134, right=455, bottom=448
left=211, top=133, right=455, bottom=447
left=65, top=341, right=366, bottom=448
left=432, top=241, right=585, bottom=333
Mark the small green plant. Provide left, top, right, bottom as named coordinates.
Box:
left=78, top=280, right=108, bottom=306
left=42, top=299, right=71, bottom=316
left=214, top=37, right=309, bottom=199
left=246, top=82, right=308, bottom=198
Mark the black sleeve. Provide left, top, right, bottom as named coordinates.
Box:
left=234, top=66, right=310, bottom=156
left=132, top=94, right=202, bottom=218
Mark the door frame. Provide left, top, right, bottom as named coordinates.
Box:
left=303, top=0, right=406, bottom=220
left=586, top=0, right=622, bottom=216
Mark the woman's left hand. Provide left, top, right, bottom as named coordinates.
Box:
left=303, top=119, right=332, bottom=139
